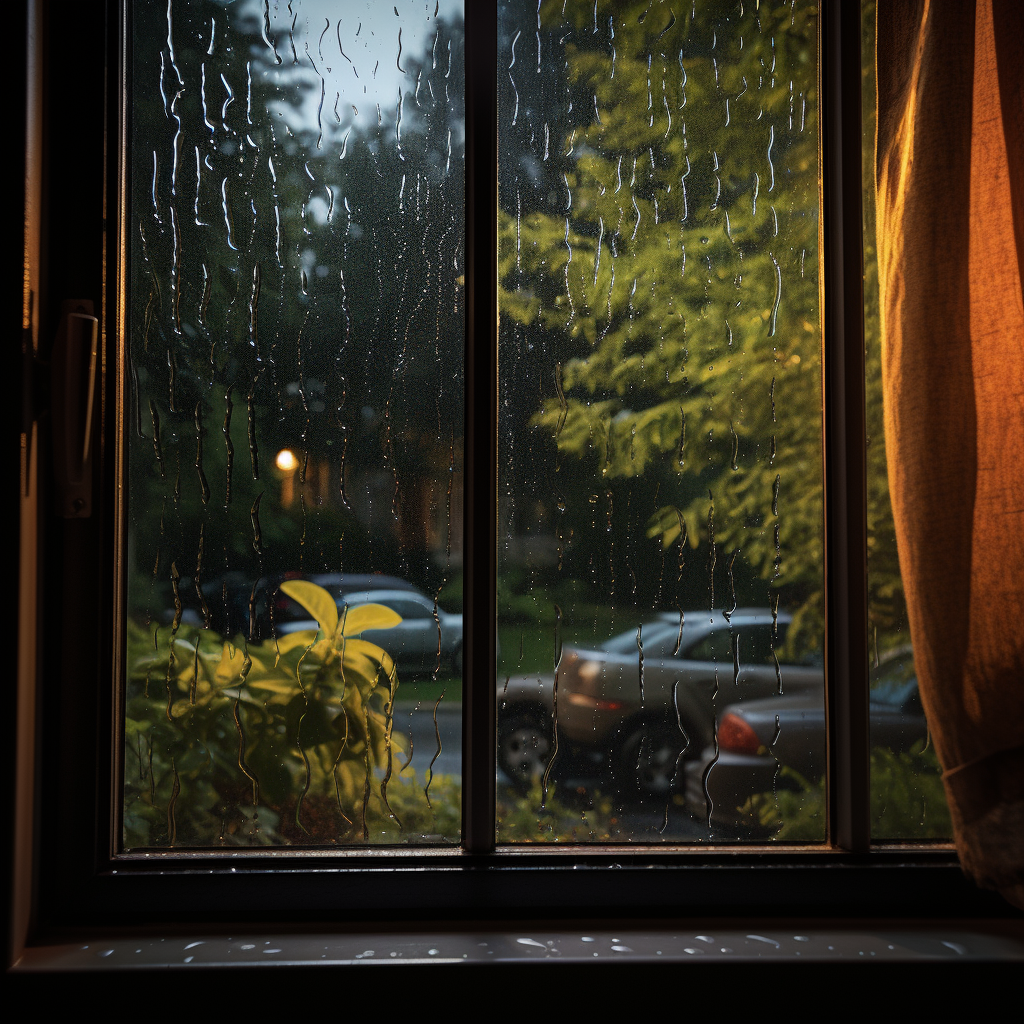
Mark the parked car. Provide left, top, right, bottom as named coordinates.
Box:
left=497, top=608, right=823, bottom=796
left=683, top=648, right=925, bottom=831
left=277, top=587, right=464, bottom=678
left=176, top=571, right=419, bottom=641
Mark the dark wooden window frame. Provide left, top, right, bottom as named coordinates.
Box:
left=8, top=1, right=1017, bottom=976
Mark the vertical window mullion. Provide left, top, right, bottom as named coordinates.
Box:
left=461, top=3, right=498, bottom=855
left=821, top=0, right=870, bottom=853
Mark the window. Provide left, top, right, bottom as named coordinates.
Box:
left=11, top=0, right=1013, bottom=978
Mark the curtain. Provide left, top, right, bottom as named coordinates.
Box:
left=876, top=0, right=1024, bottom=906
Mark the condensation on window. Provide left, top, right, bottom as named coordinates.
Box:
left=495, top=0, right=825, bottom=843
left=123, top=0, right=465, bottom=849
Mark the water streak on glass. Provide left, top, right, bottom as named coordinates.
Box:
left=124, top=0, right=465, bottom=849
left=496, top=0, right=824, bottom=844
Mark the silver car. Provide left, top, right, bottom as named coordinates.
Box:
left=684, top=649, right=924, bottom=831
left=497, top=608, right=823, bottom=797
left=280, top=588, right=464, bottom=677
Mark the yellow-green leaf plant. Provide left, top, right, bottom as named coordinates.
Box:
left=123, top=581, right=405, bottom=847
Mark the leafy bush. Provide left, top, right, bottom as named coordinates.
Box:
left=737, top=741, right=951, bottom=842
left=497, top=780, right=616, bottom=843
left=123, top=580, right=454, bottom=847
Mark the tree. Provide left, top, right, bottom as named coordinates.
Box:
left=128, top=1, right=467, bottom=617
left=498, top=0, right=824, bottom=649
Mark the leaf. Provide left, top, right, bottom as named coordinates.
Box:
left=213, top=642, right=255, bottom=687
left=331, top=637, right=398, bottom=697
left=246, top=676, right=299, bottom=696
left=338, top=603, right=403, bottom=638
left=273, top=631, right=319, bottom=655
left=279, top=580, right=339, bottom=636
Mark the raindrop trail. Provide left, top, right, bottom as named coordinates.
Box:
left=318, top=17, right=328, bottom=61
left=194, top=522, right=211, bottom=628
left=169, top=560, right=183, bottom=633
left=659, top=679, right=691, bottom=832
left=542, top=605, right=564, bottom=806
left=194, top=402, right=209, bottom=505
left=509, top=29, right=521, bottom=125
left=233, top=691, right=260, bottom=807
left=673, top=605, right=686, bottom=656
left=636, top=624, right=645, bottom=703
left=294, top=707, right=312, bottom=835
left=220, top=72, right=234, bottom=132
left=768, top=253, right=781, bottom=337
left=337, top=20, right=351, bottom=63
left=247, top=384, right=260, bottom=479
left=250, top=492, right=264, bottom=555
left=166, top=759, right=180, bottom=847
left=707, top=492, right=716, bottom=608
left=725, top=550, right=738, bottom=619
left=220, top=389, right=234, bottom=508
left=553, top=362, right=568, bottom=437
left=378, top=674, right=403, bottom=831
left=702, top=719, right=720, bottom=829
left=770, top=592, right=783, bottom=693
left=425, top=692, right=445, bottom=804
left=248, top=264, right=261, bottom=354
left=150, top=400, right=165, bottom=478
left=221, top=177, right=237, bottom=250
left=261, top=0, right=282, bottom=64
left=194, top=147, right=207, bottom=226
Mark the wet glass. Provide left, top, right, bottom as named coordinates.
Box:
left=860, top=0, right=950, bottom=841
left=123, top=0, right=465, bottom=849
left=496, top=0, right=825, bottom=843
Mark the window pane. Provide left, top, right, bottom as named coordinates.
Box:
left=860, top=0, right=950, bottom=841
left=123, top=0, right=465, bottom=849
left=496, top=0, right=825, bottom=843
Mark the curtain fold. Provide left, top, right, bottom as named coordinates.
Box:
left=876, top=0, right=1024, bottom=905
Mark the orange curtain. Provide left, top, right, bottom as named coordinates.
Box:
left=876, top=0, right=1024, bottom=906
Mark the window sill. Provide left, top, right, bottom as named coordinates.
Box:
left=14, top=920, right=1024, bottom=971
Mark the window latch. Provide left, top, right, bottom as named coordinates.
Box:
left=51, top=300, right=98, bottom=518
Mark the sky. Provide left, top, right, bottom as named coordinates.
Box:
left=249, top=0, right=463, bottom=136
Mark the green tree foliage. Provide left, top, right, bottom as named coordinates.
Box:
left=128, top=0, right=466, bottom=610
left=500, top=0, right=823, bottom=644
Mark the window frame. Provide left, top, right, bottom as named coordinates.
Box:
left=9, top=0, right=1016, bottom=971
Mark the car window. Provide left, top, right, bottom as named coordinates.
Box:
left=869, top=653, right=918, bottom=708
left=370, top=597, right=434, bottom=621
left=684, top=623, right=787, bottom=664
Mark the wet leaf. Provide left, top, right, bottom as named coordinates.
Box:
left=280, top=580, right=339, bottom=635
left=337, top=602, right=403, bottom=638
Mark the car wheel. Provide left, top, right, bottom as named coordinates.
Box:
left=497, top=710, right=553, bottom=794
left=612, top=719, right=691, bottom=803
left=451, top=643, right=463, bottom=677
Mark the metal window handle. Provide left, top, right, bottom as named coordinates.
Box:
left=51, top=300, right=98, bottom=518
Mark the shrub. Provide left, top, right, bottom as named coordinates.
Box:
left=123, top=580, right=424, bottom=847
left=737, top=740, right=951, bottom=841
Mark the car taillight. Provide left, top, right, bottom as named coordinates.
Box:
left=564, top=692, right=625, bottom=711
left=718, top=712, right=762, bottom=755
